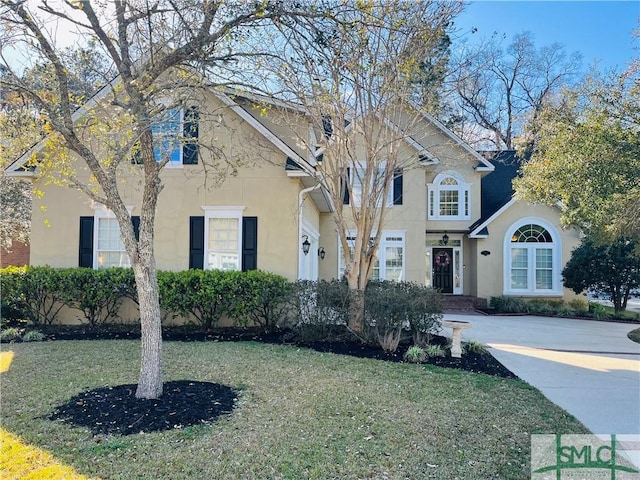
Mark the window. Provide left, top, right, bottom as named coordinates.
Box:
left=133, top=106, right=199, bottom=166
left=504, top=220, right=561, bottom=295
left=338, top=231, right=405, bottom=281
left=80, top=208, right=139, bottom=269
left=428, top=172, right=470, bottom=220
left=203, top=207, right=244, bottom=271
left=349, top=162, right=396, bottom=207
left=152, top=108, right=182, bottom=165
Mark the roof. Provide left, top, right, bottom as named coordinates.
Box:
left=468, top=150, right=522, bottom=236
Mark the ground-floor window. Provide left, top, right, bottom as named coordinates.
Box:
left=203, top=207, right=244, bottom=271
left=338, top=231, right=405, bottom=281
left=504, top=220, right=561, bottom=295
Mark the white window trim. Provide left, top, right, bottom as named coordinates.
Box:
left=338, top=230, right=406, bottom=282
left=201, top=206, right=245, bottom=271
left=91, top=204, right=134, bottom=269
left=427, top=171, right=470, bottom=220
left=350, top=161, right=394, bottom=208
left=502, top=217, right=563, bottom=296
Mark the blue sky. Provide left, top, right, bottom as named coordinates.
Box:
left=454, top=1, right=639, bottom=74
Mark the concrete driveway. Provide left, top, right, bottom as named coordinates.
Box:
left=443, top=313, right=640, bottom=466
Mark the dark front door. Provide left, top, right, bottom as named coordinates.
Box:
left=433, top=248, right=453, bottom=294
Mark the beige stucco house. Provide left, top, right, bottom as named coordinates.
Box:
left=5, top=86, right=580, bottom=311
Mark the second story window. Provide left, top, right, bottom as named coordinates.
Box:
left=428, top=172, right=470, bottom=220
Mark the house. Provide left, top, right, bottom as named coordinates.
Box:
left=5, top=87, right=580, bottom=323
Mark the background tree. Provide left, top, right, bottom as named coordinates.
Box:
left=445, top=31, right=581, bottom=149
left=263, top=1, right=462, bottom=333
left=0, top=43, right=112, bottom=252
left=514, top=63, right=640, bottom=243
left=0, top=0, right=326, bottom=399
left=563, top=236, right=640, bottom=313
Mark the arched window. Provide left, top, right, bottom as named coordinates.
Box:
left=504, top=220, right=561, bottom=295
left=428, top=172, right=470, bottom=220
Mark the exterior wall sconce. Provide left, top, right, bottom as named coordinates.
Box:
left=301, top=235, right=311, bottom=255
left=318, top=247, right=326, bottom=260
left=441, top=232, right=449, bottom=246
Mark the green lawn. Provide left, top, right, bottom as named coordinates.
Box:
left=1, top=340, right=588, bottom=479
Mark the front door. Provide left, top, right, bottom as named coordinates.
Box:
left=432, top=248, right=453, bottom=293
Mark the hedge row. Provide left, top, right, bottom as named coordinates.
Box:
left=1, top=267, right=443, bottom=351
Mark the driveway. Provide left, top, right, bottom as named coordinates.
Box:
left=443, top=313, right=640, bottom=466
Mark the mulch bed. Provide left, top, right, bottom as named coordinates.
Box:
left=41, top=325, right=516, bottom=436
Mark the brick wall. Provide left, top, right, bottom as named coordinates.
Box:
left=1, top=241, right=30, bottom=267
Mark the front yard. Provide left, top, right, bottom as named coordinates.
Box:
left=0, top=339, right=587, bottom=479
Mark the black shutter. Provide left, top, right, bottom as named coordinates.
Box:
left=189, top=216, right=205, bottom=269
left=132, top=216, right=140, bottom=241
left=183, top=106, right=199, bottom=165
left=79, top=216, right=94, bottom=268
left=242, top=217, right=258, bottom=271
left=393, top=169, right=403, bottom=205
left=322, top=114, right=333, bottom=139
left=130, top=143, right=142, bottom=164
left=342, top=167, right=350, bottom=205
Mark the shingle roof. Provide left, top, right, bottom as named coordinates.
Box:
left=468, top=150, right=522, bottom=232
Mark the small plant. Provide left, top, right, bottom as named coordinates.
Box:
left=424, top=344, right=445, bottom=358
left=22, top=330, right=46, bottom=342
left=568, top=299, right=588, bottom=313
left=463, top=340, right=487, bottom=354
left=489, top=296, right=528, bottom=314
left=0, top=328, right=22, bottom=343
left=404, top=345, right=426, bottom=363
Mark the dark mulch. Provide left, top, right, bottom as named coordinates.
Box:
left=49, top=381, right=237, bottom=436
left=42, top=324, right=516, bottom=436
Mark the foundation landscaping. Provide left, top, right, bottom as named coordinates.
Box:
left=1, top=266, right=592, bottom=479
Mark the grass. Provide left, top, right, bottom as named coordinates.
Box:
left=1, top=340, right=588, bottom=479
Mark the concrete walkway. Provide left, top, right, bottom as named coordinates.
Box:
left=442, top=313, right=640, bottom=466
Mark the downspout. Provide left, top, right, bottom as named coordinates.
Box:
left=298, top=183, right=322, bottom=279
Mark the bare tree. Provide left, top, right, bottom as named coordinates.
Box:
left=0, top=0, right=326, bottom=399
left=446, top=31, right=582, bottom=150
left=262, top=1, right=462, bottom=333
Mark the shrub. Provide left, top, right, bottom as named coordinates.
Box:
left=364, top=281, right=442, bottom=352
left=0, top=266, right=68, bottom=325
left=424, top=344, right=446, bottom=358
left=61, top=268, right=129, bottom=327
left=404, top=345, right=426, bottom=363
left=159, top=269, right=246, bottom=329
left=588, top=302, right=610, bottom=320
left=0, top=327, right=22, bottom=343
left=288, top=279, right=350, bottom=327
left=463, top=340, right=487, bottom=354
left=22, top=330, right=46, bottom=342
left=489, top=296, right=529, bottom=314
left=568, top=299, right=588, bottom=313
left=226, top=271, right=292, bottom=330
left=526, top=299, right=556, bottom=316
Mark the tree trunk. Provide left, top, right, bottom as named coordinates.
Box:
left=347, top=286, right=365, bottom=334
left=132, top=261, right=163, bottom=399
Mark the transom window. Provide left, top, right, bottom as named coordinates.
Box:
left=338, top=232, right=405, bottom=281
left=504, top=221, right=561, bottom=295
left=428, top=172, right=470, bottom=220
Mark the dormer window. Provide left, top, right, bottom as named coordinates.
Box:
left=428, top=172, right=470, bottom=220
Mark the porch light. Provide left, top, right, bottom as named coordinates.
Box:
left=442, top=232, right=449, bottom=246
left=318, top=247, right=326, bottom=260
left=301, top=235, right=311, bottom=255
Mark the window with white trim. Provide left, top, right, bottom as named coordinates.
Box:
left=338, top=232, right=405, bottom=281
left=351, top=162, right=393, bottom=207
left=428, top=172, right=470, bottom=220
left=203, top=207, right=244, bottom=271
left=505, top=222, right=561, bottom=294
left=93, top=208, right=133, bottom=269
